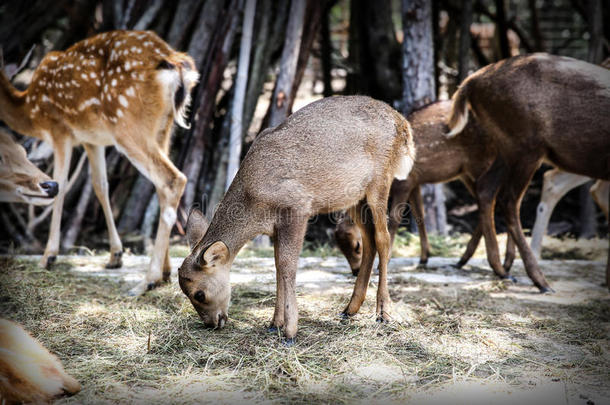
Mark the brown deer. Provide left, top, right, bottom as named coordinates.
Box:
left=335, top=100, right=517, bottom=279
left=181, top=96, right=415, bottom=341
left=531, top=169, right=608, bottom=258
left=0, top=319, right=80, bottom=404
left=0, top=30, right=199, bottom=296
left=0, top=128, right=58, bottom=205
left=446, top=53, right=610, bottom=292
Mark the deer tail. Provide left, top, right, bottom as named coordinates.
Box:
left=446, top=79, right=472, bottom=138
left=394, top=113, right=415, bottom=181
left=157, top=55, right=199, bottom=129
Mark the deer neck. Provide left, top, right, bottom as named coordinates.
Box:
left=200, top=179, right=269, bottom=260
left=0, top=72, right=34, bottom=136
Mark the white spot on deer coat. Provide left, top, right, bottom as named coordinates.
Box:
left=118, top=95, right=128, bottom=107
left=126, top=87, right=135, bottom=97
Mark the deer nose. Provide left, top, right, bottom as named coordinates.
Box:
left=40, top=181, right=59, bottom=197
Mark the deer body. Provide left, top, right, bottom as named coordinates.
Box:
left=181, top=96, right=415, bottom=339
left=335, top=100, right=516, bottom=277
left=0, top=31, right=198, bottom=295
left=0, top=128, right=58, bottom=205
left=0, top=319, right=80, bottom=404
left=447, top=53, right=610, bottom=291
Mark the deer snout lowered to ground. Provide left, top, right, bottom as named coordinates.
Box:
left=445, top=53, right=610, bottom=292
left=180, top=96, right=415, bottom=341
left=0, top=128, right=58, bottom=205
left=0, top=319, right=80, bottom=404
left=0, top=30, right=199, bottom=295
left=335, top=100, right=520, bottom=279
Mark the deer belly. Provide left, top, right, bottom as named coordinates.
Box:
left=71, top=128, right=114, bottom=146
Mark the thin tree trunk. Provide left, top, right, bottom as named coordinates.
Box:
left=528, top=0, right=544, bottom=51
left=268, top=0, right=307, bottom=127
left=62, top=176, right=93, bottom=251
left=457, top=0, right=473, bottom=83
left=226, top=0, right=256, bottom=190
left=321, top=5, right=333, bottom=97
left=494, top=0, right=511, bottom=59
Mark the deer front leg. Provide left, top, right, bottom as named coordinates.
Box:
left=273, top=216, right=308, bottom=341
left=370, top=202, right=393, bottom=322
left=270, top=243, right=286, bottom=331
left=41, top=139, right=72, bottom=269
left=408, top=186, right=430, bottom=267
left=343, top=202, right=376, bottom=317
left=84, top=144, right=123, bottom=269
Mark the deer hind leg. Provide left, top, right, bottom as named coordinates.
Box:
left=84, top=144, right=123, bottom=269
left=501, top=162, right=552, bottom=292
left=475, top=159, right=509, bottom=279
left=455, top=177, right=482, bottom=268
left=273, top=213, right=309, bottom=341
left=41, top=138, right=73, bottom=269
left=530, top=169, right=589, bottom=258
left=119, top=141, right=186, bottom=296
left=343, top=201, right=377, bottom=317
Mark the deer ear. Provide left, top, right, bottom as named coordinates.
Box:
left=200, top=241, right=229, bottom=267
left=186, top=209, right=209, bottom=249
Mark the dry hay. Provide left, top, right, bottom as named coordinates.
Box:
left=0, top=238, right=608, bottom=404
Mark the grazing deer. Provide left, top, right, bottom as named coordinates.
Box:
left=0, top=128, right=58, bottom=205
left=0, top=319, right=80, bottom=404
left=531, top=169, right=608, bottom=258
left=181, top=96, right=415, bottom=341
left=0, top=30, right=199, bottom=295
left=334, top=100, right=517, bottom=278
left=446, top=53, right=610, bottom=291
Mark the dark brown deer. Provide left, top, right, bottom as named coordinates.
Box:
left=446, top=53, right=610, bottom=292
left=335, top=100, right=517, bottom=278
left=180, top=96, right=415, bottom=341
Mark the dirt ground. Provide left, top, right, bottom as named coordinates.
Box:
left=0, top=239, right=608, bottom=404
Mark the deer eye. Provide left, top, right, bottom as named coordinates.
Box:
left=193, top=290, right=206, bottom=303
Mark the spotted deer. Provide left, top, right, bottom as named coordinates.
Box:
left=335, top=100, right=517, bottom=278
left=0, top=30, right=199, bottom=295
left=0, top=128, right=58, bottom=205
left=0, top=319, right=80, bottom=404
left=181, top=96, right=415, bottom=341
left=446, top=53, right=610, bottom=292
left=531, top=170, right=608, bottom=258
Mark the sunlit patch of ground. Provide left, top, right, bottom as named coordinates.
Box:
left=0, top=235, right=608, bottom=404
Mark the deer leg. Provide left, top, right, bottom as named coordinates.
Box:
left=162, top=247, right=171, bottom=282
left=84, top=144, right=123, bottom=269
left=121, top=142, right=186, bottom=296
left=476, top=159, right=508, bottom=279
left=369, top=197, right=393, bottom=323
left=273, top=214, right=308, bottom=341
left=530, top=169, right=589, bottom=258
left=343, top=202, right=376, bottom=317
left=269, top=247, right=285, bottom=331
left=41, top=139, right=73, bottom=269
left=455, top=223, right=483, bottom=268
left=501, top=166, right=552, bottom=292
left=408, top=185, right=430, bottom=267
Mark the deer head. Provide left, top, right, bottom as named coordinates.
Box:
left=0, top=129, right=57, bottom=205
left=179, top=209, right=230, bottom=328
left=334, top=215, right=363, bottom=276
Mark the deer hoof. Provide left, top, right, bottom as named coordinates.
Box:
left=40, top=255, right=57, bottom=269
left=127, top=281, right=154, bottom=296
left=105, top=251, right=123, bottom=269
left=267, top=326, right=280, bottom=333
left=501, top=275, right=518, bottom=283
left=282, top=337, right=295, bottom=347
left=539, top=286, right=555, bottom=294
left=452, top=260, right=466, bottom=269
left=376, top=314, right=391, bottom=324
left=339, top=311, right=353, bottom=320
left=351, top=268, right=360, bottom=277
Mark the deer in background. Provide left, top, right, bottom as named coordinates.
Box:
left=181, top=96, right=415, bottom=341
left=446, top=53, right=610, bottom=292
left=0, top=128, right=58, bottom=205
left=0, top=319, right=81, bottom=404
left=0, top=30, right=199, bottom=296
left=335, top=100, right=518, bottom=279
left=531, top=170, right=608, bottom=258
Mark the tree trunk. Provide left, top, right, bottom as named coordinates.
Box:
left=321, top=5, right=333, bottom=97
left=268, top=0, right=307, bottom=127
left=494, top=0, right=511, bottom=59
left=226, top=0, right=256, bottom=190
left=528, top=0, right=544, bottom=51
left=402, top=0, right=446, bottom=235
left=457, top=0, right=473, bottom=83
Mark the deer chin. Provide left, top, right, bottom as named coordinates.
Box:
left=16, top=189, right=55, bottom=206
